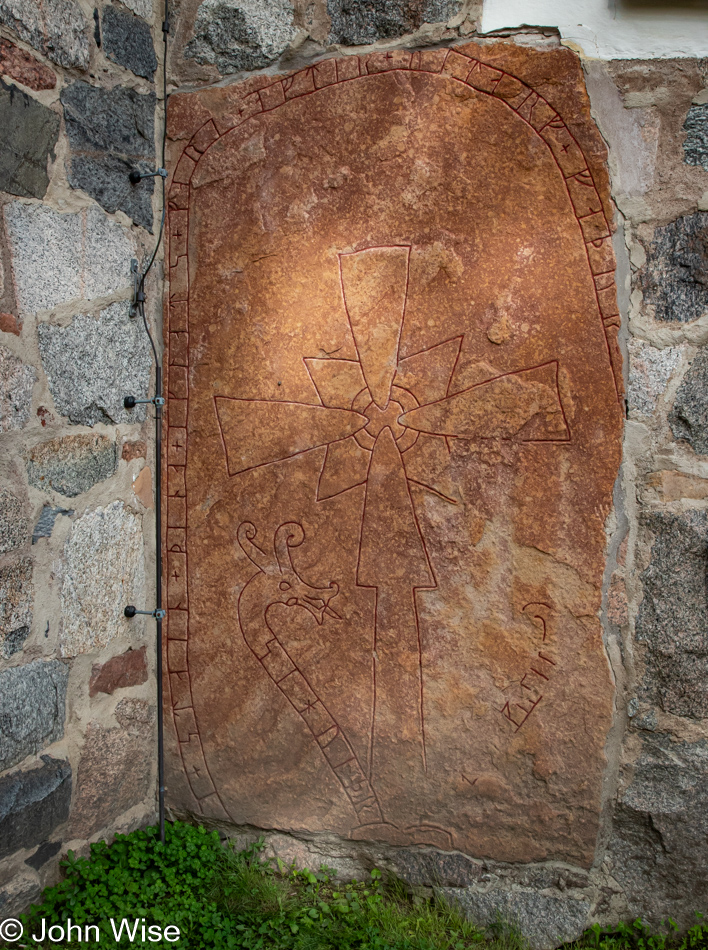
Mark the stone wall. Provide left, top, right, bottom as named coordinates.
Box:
left=0, top=0, right=161, bottom=915
left=1, top=0, right=708, bottom=947
left=159, top=4, right=708, bottom=948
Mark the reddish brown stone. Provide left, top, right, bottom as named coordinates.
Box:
left=0, top=312, right=20, bottom=336
left=164, top=42, right=623, bottom=866
left=89, top=646, right=148, bottom=697
left=71, top=722, right=152, bottom=838
left=36, top=406, right=54, bottom=427
left=122, top=440, right=147, bottom=462
left=0, top=39, right=56, bottom=91
left=606, top=572, right=628, bottom=626
left=132, top=466, right=153, bottom=508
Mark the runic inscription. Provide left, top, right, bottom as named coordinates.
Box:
left=165, top=41, right=623, bottom=864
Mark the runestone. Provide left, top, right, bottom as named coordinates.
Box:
left=164, top=42, right=623, bottom=865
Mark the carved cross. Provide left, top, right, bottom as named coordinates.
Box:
left=215, top=245, right=569, bottom=832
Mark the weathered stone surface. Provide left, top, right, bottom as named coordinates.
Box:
left=0, top=344, right=35, bottom=431
left=628, top=339, right=681, bottom=417
left=0, top=874, right=42, bottom=916
left=38, top=303, right=152, bottom=426
left=115, top=697, right=155, bottom=735
left=635, top=509, right=708, bottom=719
left=684, top=103, right=708, bottom=171
left=102, top=5, right=156, bottom=79
left=0, top=661, right=68, bottom=771
left=327, top=0, right=462, bottom=44
left=24, top=838, right=62, bottom=870
left=388, top=850, right=591, bottom=893
left=606, top=571, right=628, bottom=627
left=61, top=502, right=144, bottom=657
left=0, top=756, right=71, bottom=859
left=122, top=439, right=147, bottom=462
left=71, top=722, right=151, bottom=838
left=185, top=0, right=295, bottom=74
left=165, top=44, right=622, bottom=863
left=0, top=79, right=60, bottom=199
left=646, top=469, right=708, bottom=503
left=0, top=557, right=32, bottom=658
left=669, top=347, right=708, bottom=455
left=0, top=37, right=56, bottom=90
left=36, top=405, right=54, bottom=427
left=132, top=466, right=153, bottom=508
left=609, top=733, right=708, bottom=927
left=639, top=212, right=708, bottom=323
left=630, top=707, right=658, bottom=733
left=0, top=488, right=28, bottom=554
left=581, top=62, right=659, bottom=202
left=445, top=888, right=589, bottom=949
left=121, top=0, right=152, bottom=19
left=388, top=848, right=483, bottom=887
left=0, top=0, right=89, bottom=69
left=27, top=433, right=117, bottom=497
left=3, top=203, right=135, bottom=314
left=61, top=82, right=156, bottom=230
left=0, top=312, right=20, bottom=335
left=31, top=505, right=72, bottom=544
left=89, top=646, right=148, bottom=696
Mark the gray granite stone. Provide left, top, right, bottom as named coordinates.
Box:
left=31, top=505, right=72, bottom=543
left=0, top=557, right=32, bottom=658
left=628, top=339, right=682, bottom=417
left=0, top=488, right=28, bottom=554
left=102, top=5, right=156, bottom=79
left=185, top=0, right=295, bottom=74
left=0, top=0, right=89, bottom=70
left=121, top=0, right=152, bottom=19
left=24, top=838, right=62, bottom=870
left=0, top=874, right=42, bottom=917
left=0, top=660, right=68, bottom=771
left=635, top=509, right=708, bottom=719
left=0, top=78, right=60, bottom=199
left=38, top=302, right=152, bottom=426
left=0, top=344, right=35, bottom=431
left=27, top=433, right=117, bottom=497
left=442, top=887, right=590, bottom=950
left=0, top=756, right=71, bottom=859
left=684, top=103, right=708, bottom=171
left=631, top=708, right=658, bottom=733
left=609, top=733, right=708, bottom=927
left=388, top=847, right=484, bottom=887
left=327, top=0, right=461, bottom=44
left=61, top=81, right=155, bottom=230
left=61, top=501, right=144, bottom=657
left=670, top=347, right=708, bottom=455
left=639, top=212, right=708, bottom=323
left=0, top=624, right=29, bottom=657
left=3, top=202, right=135, bottom=315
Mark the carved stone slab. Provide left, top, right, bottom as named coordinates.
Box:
left=164, top=42, right=623, bottom=866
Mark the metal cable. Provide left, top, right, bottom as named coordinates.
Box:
left=133, top=0, right=169, bottom=845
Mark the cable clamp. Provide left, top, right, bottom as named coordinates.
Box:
left=125, top=605, right=166, bottom=620
left=129, top=167, right=168, bottom=185
left=124, top=395, right=165, bottom=409
left=129, top=259, right=143, bottom=318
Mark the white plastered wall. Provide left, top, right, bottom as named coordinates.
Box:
left=481, top=0, right=708, bottom=59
